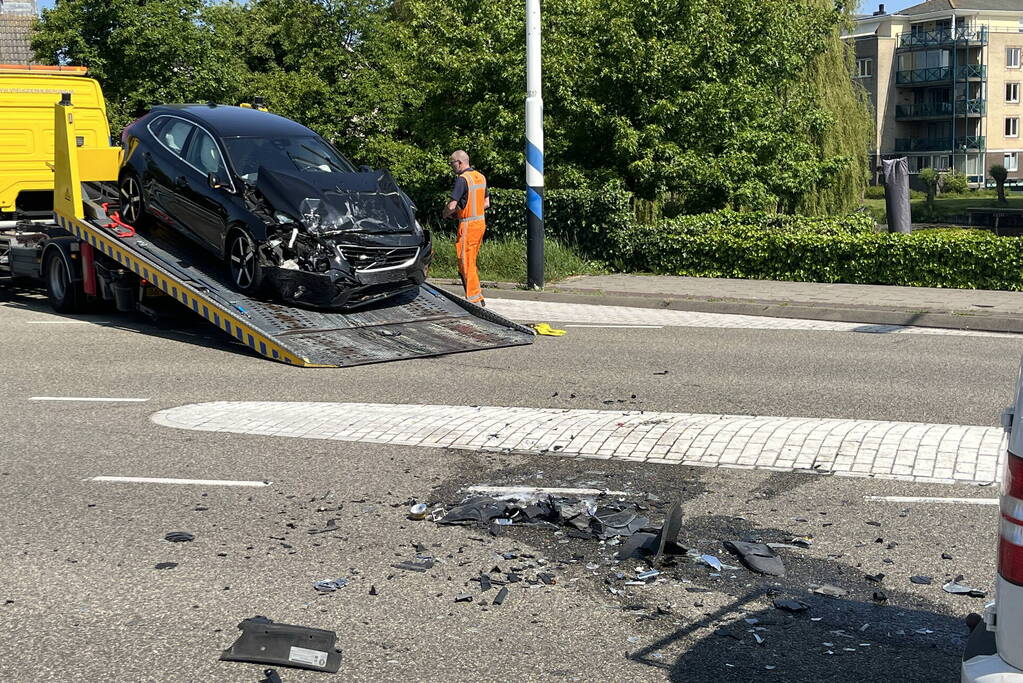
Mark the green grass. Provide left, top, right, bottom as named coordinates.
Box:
left=862, top=193, right=1023, bottom=224
left=428, top=234, right=607, bottom=283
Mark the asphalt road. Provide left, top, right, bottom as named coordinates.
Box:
left=0, top=287, right=1018, bottom=682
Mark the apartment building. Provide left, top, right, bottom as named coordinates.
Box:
left=847, top=0, right=1023, bottom=186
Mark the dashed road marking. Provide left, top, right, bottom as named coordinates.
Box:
left=865, top=495, right=999, bottom=505
left=152, top=402, right=1006, bottom=485
left=563, top=324, right=664, bottom=329
left=88, top=476, right=271, bottom=487
left=486, top=299, right=1018, bottom=338
left=30, top=396, right=150, bottom=402
left=27, top=320, right=111, bottom=324
left=466, top=485, right=631, bottom=496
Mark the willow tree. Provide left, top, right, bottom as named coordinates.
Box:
left=790, top=1, right=873, bottom=215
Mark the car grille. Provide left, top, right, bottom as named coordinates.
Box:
left=338, top=244, right=420, bottom=272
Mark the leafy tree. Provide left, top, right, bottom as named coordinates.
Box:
left=991, top=164, right=1008, bottom=204
left=918, top=167, right=939, bottom=211
left=32, top=0, right=872, bottom=215
left=31, top=0, right=248, bottom=130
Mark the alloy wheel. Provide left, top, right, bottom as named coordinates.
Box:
left=229, top=234, right=256, bottom=289
left=119, top=175, right=142, bottom=225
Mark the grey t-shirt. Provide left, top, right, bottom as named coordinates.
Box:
left=450, top=169, right=490, bottom=210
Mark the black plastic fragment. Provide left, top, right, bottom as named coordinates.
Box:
left=307, top=519, right=337, bottom=535
left=480, top=574, right=492, bottom=591
left=164, top=531, right=194, bottom=543
left=260, top=669, right=283, bottom=683
left=910, top=575, right=933, bottom=585
left=220, top=616, right=341, bottom=673
left=493, top=587, right=509, bottom=605
left=392, top=558, right=434, bottom=572
left=538, top=573, right=557, bottom=586
left=155, top=562, right=178, bottom=570
left=773, top=599, right=809, bottom=613
left=723, top=541, right=785, bottom=577
left=439, top=497, right=509, bottom=525
left=454, top=593, right=473, bottom=603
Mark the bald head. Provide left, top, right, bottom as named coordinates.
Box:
left=449, top=150, right=470, bottom=174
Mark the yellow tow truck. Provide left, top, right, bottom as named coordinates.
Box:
left=0, top=66, right=533, bottom=366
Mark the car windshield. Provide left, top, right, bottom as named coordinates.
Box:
left=224, top=136, right=355, bottom=183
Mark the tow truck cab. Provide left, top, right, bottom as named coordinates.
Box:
left=0, top=64, right=111, bottom=218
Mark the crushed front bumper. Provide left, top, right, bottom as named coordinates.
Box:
left=268, top=241, right=432, bottom=310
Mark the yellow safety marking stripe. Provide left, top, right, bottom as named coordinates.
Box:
left=55, top=211, right=315, bottom=367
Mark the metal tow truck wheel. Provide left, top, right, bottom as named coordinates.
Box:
left=227, top=231, right=263, bottom=294
left=44, top=248, right=84, bottom=313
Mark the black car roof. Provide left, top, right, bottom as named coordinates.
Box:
left=148, top=104, right=316, bottom=138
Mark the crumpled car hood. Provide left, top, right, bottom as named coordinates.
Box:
left=256, top=166, right=417, bottom=235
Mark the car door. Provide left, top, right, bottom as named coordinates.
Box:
left=177, top=127, right=233, bottom=253
left=146, top=117, right=199, bottom=236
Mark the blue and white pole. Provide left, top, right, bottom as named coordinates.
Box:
left=525, top=0, right=544, bottom=289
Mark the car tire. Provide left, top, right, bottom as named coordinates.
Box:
left=226, top=229, right=264, bottom=295
left=118, top=170, right=151, bottom=228
left=43, top=248, right=85, bottom=313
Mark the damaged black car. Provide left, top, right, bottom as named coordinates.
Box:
left=118, top=104, right=431, bottom=309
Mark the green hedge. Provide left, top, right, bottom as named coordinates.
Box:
left=422, top=184, right=633, bottom=259
left=423, top=186, right=1023, bottom=290
left=626, top=217, right=1023, bottom=289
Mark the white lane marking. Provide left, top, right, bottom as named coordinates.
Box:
left=30, top=396, right=150, bottom=402
left=865, top=495, right=999, bottom=505
left=152, top=402, right=1006, bottom=485
left=467, top=485, right=631, bottom=496
left=563, top=324, right=664, bottom=329
left=88, top=476, right=271, bottom=487
left=486, top=298, right=1018, bottom=338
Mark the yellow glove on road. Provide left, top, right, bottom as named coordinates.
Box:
left=531, top=323, right=566, bottom=336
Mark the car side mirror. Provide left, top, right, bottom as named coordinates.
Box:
left=207, top=172, right=227, bottom=191
left=359, top=165, right=373, bottom=173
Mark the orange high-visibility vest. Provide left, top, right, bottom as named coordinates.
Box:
left=456, top=169, right=487, bottom=227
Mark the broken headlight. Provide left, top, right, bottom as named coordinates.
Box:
left=300, top=197, right=324, bottom=233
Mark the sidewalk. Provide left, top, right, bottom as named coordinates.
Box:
left=430, top=274, right=1023, bottom=333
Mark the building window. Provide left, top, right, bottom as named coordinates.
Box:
left=1009, top=83, right=1021, bottom=103
left=1009, top=48, right=1022, bottom=69
left=1008, top=117, right=1021, bottom=137
left=1006, top=152, right=1019, bottom=172
left=856, top=58, right=873, bottom=78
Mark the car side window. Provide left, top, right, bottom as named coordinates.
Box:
left=185, top=130, right=228, bottom=179
left=161, top=120, right=195, bottom=158
left=146, top=116, right=170, bottom=140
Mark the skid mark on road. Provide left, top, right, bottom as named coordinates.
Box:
left=486, top=298, right=1018, bottom=338
left=153, top=402, right=1005, bottom=485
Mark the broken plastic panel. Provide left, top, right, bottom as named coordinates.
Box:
left=724, top=541, right=786, bottom=577
left=220, top=616, right=342, bottom=674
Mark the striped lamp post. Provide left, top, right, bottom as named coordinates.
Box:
left=525, top=0, right=544, bottom=289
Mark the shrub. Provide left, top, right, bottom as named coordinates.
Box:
left=863, top=185, right=885, bottom=199
left=941, top=171, right=970, bottom=195
left=422, top=183, right=635, bottom=261
left=622, top=218, right=1023, bottom=290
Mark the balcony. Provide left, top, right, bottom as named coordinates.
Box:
left=894, top=99, right=986, bottom=119
left=897, top=26, right=988, bottom=50
left=893, top=136, right=985, bottom=152
left=895, top=64, right=986, bottom=86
